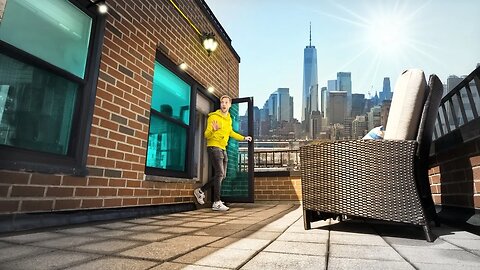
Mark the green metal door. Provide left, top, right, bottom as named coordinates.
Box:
left=221, top=97, right=254, bottom=203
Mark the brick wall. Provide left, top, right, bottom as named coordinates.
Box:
left=254, top=174, right=302, bottom=201
left=428, top=124, right=480, bottom=210
left=0, top=0, right=239, bottom=214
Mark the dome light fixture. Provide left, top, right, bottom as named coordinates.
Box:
left=88, top=0, right=108, bottom=14
left=202, top=32, right=218, bottom=56
left=179, top=62, right=188, bottom=71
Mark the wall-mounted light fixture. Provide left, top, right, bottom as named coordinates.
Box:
left=168, top=0, right=219, bottom=56
left=202, top=32, right=218, bottom=56
left=88, top=0, right=108, bottom=14
left=207, top=86, right=215, bottom=93
left=179, top=62, right=188, bottom=71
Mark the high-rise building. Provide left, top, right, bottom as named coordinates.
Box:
left=336, top=72, right=352, bottom=116
left=275, top=88, right=293, bottom=122
left=367, top=106, right=381, bottom=130
left=327, top=80, right=337, bottom=91
left=379, top=77, right=393, bottom=102
left=327, top=91, right=347, bottom=125
left=302, top=24, right=318, bottom=128
left=351, top=93, right=365, bottom=117
left=320, top=86, right=328, bottom=117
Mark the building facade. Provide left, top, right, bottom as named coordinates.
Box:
left=0, top=0, right=240, bottom=217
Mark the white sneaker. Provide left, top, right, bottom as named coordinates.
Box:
left=194, top=188, right=205, bottom=205
left=212, top=201, right=229, bottom=211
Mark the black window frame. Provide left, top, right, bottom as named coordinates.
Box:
left=0, top=0, right=106, bottom=176
left=145, top=51, right=218, bottom=179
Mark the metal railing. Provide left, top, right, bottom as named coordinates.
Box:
left=238, top=149, right=300, bottom=172
left=434, top=66, right=480, bottom=139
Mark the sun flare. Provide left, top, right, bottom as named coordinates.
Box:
left=367, top=16, right=408, bottom=54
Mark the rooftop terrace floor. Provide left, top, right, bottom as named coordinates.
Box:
left=0, top=203, right=479, bottom=269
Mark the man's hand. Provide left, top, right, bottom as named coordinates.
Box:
left=244, top=136, right=252, bottom=142
left=212, top=120, right=219, bottom=131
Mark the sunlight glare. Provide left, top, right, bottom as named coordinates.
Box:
left=367, top=17, right=407, bottom=54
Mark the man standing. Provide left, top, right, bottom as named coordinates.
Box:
left=194, top=95, right=252, bottom=211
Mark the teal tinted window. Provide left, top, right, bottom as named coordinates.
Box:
left=151, top=62, right=191, bottom=125
left=0, top=0, right=92, bottom=78
left=146, top=114, right=186, bottom=171
left=0, top=53, right=77, bottom=155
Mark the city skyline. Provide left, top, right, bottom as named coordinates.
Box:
left=205, top=0, right=480, bottom=120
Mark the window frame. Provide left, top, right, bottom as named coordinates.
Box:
left=0, top=0, right=106, bottom=176
left=145, top=51, right=218, bottom=179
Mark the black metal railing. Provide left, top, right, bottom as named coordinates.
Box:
left=238, top=149, right=300, bottom=172
left=434, top=66, right=480, bottom=139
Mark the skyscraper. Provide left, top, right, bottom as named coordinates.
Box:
left=379, top=77, right=392, bottom=102
left=302, top=23, right=318, bottom=129
left=336, top=72, right=352, bottom=116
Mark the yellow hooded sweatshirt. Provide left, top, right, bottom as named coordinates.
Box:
left=204, top=109, right=244, bottom=150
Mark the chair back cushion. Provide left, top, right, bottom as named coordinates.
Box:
left=384, top=69, right=427, bottom=140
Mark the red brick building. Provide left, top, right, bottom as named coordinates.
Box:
left=0, top=0, right=240, bottom=229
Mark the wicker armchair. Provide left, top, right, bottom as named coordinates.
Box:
left=300, top=71, right=443, bottom=242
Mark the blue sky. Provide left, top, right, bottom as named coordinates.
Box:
left=205, top=0, right=480, bottom=120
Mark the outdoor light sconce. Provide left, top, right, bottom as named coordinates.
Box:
left=88, top=0, right=108, bottom=14
left=202, top=32, right=218, bottom=56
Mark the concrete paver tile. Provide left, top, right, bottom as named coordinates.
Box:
left=264, top=240, right=327, bottom=256
left=240, top=251, right=325, bottom=270
left=329, top=244, right=405, bottom=261
left=0, top=243, right=53, bottom=262
left=330, top=233, right=389, bottom=246
left=29, top=235, right=100, bottom=249
left=174, top=246, right=258, bottom=268
left=0, top=231, right=65, bottom=244
left=120, top=235, right=220, bottom=261
left=193, top=228, right=240, bottom=237
left=96, top=222, right=136, bottom=229
left=440, top=238, right=480, bottom=251
left=328, top=257, right=415, bottom=270
left=89, top=229, right=135, bottom=238
left=124, top=225, right=163, bottom=232
left=276, top=232, right=328, bottom=243
left=395, top=246, right=480, bottom=265
left=123, top=232, right=174, bottom=242
left=150, top=262, right=228, bottom=270
left=64, top=257, right=157, bottom=270
left=230, top=230, right=282, bottom=240
left=0, top=250, right=99, bottom=270
left=414, top=262, right=480, bottom=270
left=384, top=236, right=463, bottom=249
left=71, top=239, right=144, bottom=253
left=207, top=237, right=270, bottom=250
left=55, top=226, right=107, bottom=235
left=157, top=226, right=199, bottom=234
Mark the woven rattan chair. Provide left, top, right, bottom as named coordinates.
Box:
left=300, top=70, right=443, bottom=242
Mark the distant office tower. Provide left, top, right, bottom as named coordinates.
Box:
left=352, top=115, right=367, bottom=139
left=351, top=93, right=366, bottom=117
left=309, top=84, right=319, bottom=112
left=302, top=23, right=318, bottom=129
left=275, top=88, right=293, bottom=122
left=265, top=88, right=294, bottom=123
left=327, top=91, right=347, bottom=125
left=327, top=80, right=337, bottom=91
left=336, top=72, right=352, bottom=116
left=379, top=77, right=393, bottom=102
left=320, top=86, right=328, bottom=117
left=367, top=106, right=381, bottom=130
left=310, top=110, right=322, bottom=139
left=380, top=100, right=392, bottom=127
